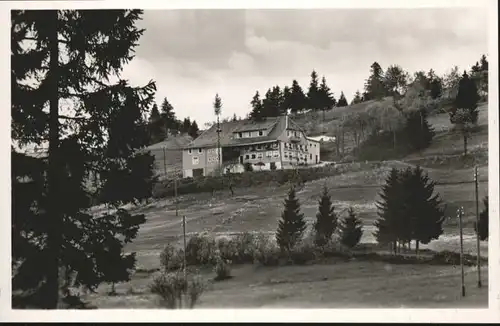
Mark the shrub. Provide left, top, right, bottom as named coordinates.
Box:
left=253, top=234, right=281, bottom=266
left=213, top=251, right=232, bottom=281
left=149, top=270, right=205, bottom=309
left=185, top=234, right=216, bottom=266
left=215, top=237, right=238, bottom=262
left=320, top=238, right=352, bottom=259
left=160, top=243, right=185, bottom=271
left=233, top=232, right=257, bottom=263
left=243, top=162, right=253, bottom=172
left=270, top=162, right=277, bottom=170
left=289, top=240, right=318, bottom=265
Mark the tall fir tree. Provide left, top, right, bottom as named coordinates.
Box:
left=427, top=69, right=443, bottom=100
left=276, top=187, right=307, bottom=252
left=262, top=86, right=282, bottom=117
left=351, top=90, right=363, bottom=105
left=475, top=196, right=489, bottom=241
left=148, top=103, right=165, bottom=144
left=160, top=97, right=177, bottom=135
left=374, top=168, right=404, bottom=253
left=250, top=90, right=264, bottom=121
left=337, top=91, right=348, bottom=107
left=289, top=79, right=307, bottom=114
left=318, top=76, right=335, bottom=111
left=450, top=71, right=480, bottom=155
left=188, top=120, right=199, bottom=139
left=149, top=103, right=161, bottom=123
left=364, top=62, right=387, bottom=100
left=281, top=85, right=293, bottom=113
left=307, top=70, right=321, bottom=111
left=313, top=185, right=338, bottom=247
left=339, top=207, right=363, bottom=248
left=11, top=9, right=155, bottom=308
left=400, top=166, right=445, bottom=255
left=403, top=108, right=435, bottom=151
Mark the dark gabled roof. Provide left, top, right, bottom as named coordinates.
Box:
left=145, top=134, right=193, bottom=151
left=232, top=118, right=278, bottom=133
left=184, top=116, right=287, bottom=149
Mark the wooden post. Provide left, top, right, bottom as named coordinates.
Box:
left=182, top=215, right=187, bottom=281
left=458, top=207, right=466, bottom=297
left=474, top=166, right=482, bottom=288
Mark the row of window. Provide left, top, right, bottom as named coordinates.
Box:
left=284, top=142, right=316, bottom=151
left=187, top=148, right=220, bottom=155
left=243, top=151, right=280, bottom=160
left=284, top=152, right=313, bottom=160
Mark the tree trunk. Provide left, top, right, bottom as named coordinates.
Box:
left=463, top=134, right=468, bottom=156
left=45, top=9, right=61, bottom=309
left=415, top=240, right=420, bottom=257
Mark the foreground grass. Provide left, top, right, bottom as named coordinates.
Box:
left=86, top=260, right=488, bottom=309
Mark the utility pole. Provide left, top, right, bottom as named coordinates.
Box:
left=474, top=166, right=482, bottom=288
left=162, top=147, right=167, bottom=178
left=458, top=206, right=466, bottom=297
left=182, top=215, right=187, bottom=282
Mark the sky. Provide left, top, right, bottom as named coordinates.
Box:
left=121, top=8, right=489, bottom=127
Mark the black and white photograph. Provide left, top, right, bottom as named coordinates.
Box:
left=3, top=0, right=499, bottom=322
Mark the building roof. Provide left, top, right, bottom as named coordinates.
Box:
left=184, top=116, right=287, bottom=149
left=145, top=134, right=193, bottom=151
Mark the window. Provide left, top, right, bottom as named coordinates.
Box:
left=192, top=156, right=199, bottom=165
left=266, top=151, right=272, bottom=157
left=245, top=154, right=249, bottom=159
left=247, top=132, right=252, bottom=138
left=310, top=154, right=312, bottom=160
left=310, top=143, right=312, bottom=147
left=258, top=130, right=263, bottom=136
left=294, top=131, right=298, bottom=137
left=238, top=132, right=242, bottom=138
left=188, top=149, right=192, bottom=154
left=198, top=148, right=202, bottom=153
left=251, top=154, right=256, bottom=159
left=257, top=153, right=263, bottom=159
left=273, top=151, right=279, bottom=158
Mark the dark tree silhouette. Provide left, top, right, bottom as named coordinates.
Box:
left=276, top=187, right=307, bottom=252
left=11, top=9, right=155, bottom=308
left=337, top=91, right=348, bottom=107
left=289, top=79, right=307, bottom=114
left=250, top=90, right=264, bottom=121
left=313, top=185, right=338, bottom=247
left=339, top=207, right=363, bottom=248
left=475, top=196, right=489, bottom=241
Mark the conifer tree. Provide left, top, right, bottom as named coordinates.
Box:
left=289, top=79, right=307, bottom=114
left=364, top=62, right=387, bottom=100
left=11, top=9, right=155, bottom=308
left=475, top=196, right=489, bottom=241
left=339, top=207, right=363, bottom=248
left=250, top=90, right=264, bottom=121
left=351, top=90, right=363, bottom=105
left=400, top=166, right=445, bottom=255
left=374, top=168, right=404, bottom=253
left=337, top=91, right=348, bottom=107
left=313, top=185, right=338, bottom=247
left=450, top=71, right=480, bottom=155
left=307, top=70, right=321, bottom=111
left=188, top=120, right=199, bottom=139
left=403, top=109, right=435, bottom=151
left=281, top=85, right=293, bottom=113
left=148, top=103, right=165, bottom=144
left=318, top=76, right=335, bottom=111
left=160, top=97, right=177, bottom=134
left=181, top=117, right=192, bottom=134
left=149, top=104, right=161, bottom=123
left=276, top=187, right=307, bottom=252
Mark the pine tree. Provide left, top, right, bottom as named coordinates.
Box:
left=307, top=70, right=321, bottom=111
left=383, top=65, right=408, bottom=97
left=403, top=109, right=435, bottom=151
left=188, top=120, right=199, bottom=139
left=313, top=185, right=338, bottom=247
left=475, top=196, right=489, bottom=241
left=281, top=85, right=292, bottom=113
left=250, top=90, right=264, bottom=121
left=11, top=9, right=155, bottom=308
left=339, top=207, right=363, bottom=248
left=160, top=97, right=177, bottom=135
left=149, top=104, right=161, bottom=123
left=289, top=79, right=307, bottom=114
left=318, top=76, right=335, bottom=111
left=213, top=93, right=222, bottom=174
left=148, top=103, right=165, bottom=144
left=427, top=69, right=443, bottom=100
left=337, top=91, right=348, bottom=107
left=450, top=71, right=480, bottom=155
left=351, top=90, right=363, bottom=105
left=401, top=166, right=445, bottom=255
left=276, top=187, right=307, bottom=252
left=374, top=168, right=404, bottom=253
left=232, top=113, right=238, bottom=122
left=364, top=62, right=387, bottom=100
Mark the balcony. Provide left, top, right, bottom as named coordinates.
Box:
left=289, top=136, right=301, bottom=143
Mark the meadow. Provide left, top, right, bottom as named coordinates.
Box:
left=84, top=102, right=489, bottom=309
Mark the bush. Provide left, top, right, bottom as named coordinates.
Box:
left=149, top=270, right=205, bottom=309
left=289, top=240, right=318, bottom=265
left=233, top=232, right=258, bottom=263
left=270, top=162, right=277, bottom=170
left=160, top=244, right=185, bottom=271
left=320, top=238, right=352, bottom=259
left=243, top=162, right=253, bottom=172
left=213, top=251, right=232, bottom=281
left=186, top=234, right=217, bottom=266
left=253, top=234, right=281, bottom=266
